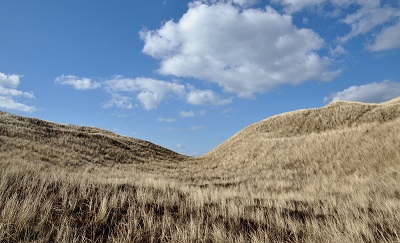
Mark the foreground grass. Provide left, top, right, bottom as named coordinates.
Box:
left=1, top=163, right=399, bottom=243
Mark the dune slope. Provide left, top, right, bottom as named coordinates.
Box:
left=203, top=97, right=400, bottom=168
left=0, top=111, right=187, bottom=167
left=171, top=97, right=400, bottom=196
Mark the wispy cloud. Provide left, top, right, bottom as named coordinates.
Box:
left=338, top=3, right=400, bottom=43
left=274, top=0, right=400, bottom=51
left=55, top=75, right=101, bottom=90
left=176, top=143, right=185, bottom=149
left=165, top=125, right=207, bottom=132
left=368, top=21, right=400, bottom=52
left=273, top=0, right=324, bottom=14
left=324, top=80, right=400, bottom=103
left=190, top=125, right=206, bottom=131
left=102, top=94, right=135, bottom=109
left=55, top=73, right=233, bottom=110
left=180, top=110, right=195, bottom=118
left=186, top=89, right=232, bottom=106
left=158, top=117, right=177, bottom=123
left=104, top=76, right=185, bottom=110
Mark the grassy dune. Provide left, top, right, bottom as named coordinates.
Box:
left=1, top=98, right=400, bottom=242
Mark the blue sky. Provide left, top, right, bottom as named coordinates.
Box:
left=1, top=0, right=399, bottom=155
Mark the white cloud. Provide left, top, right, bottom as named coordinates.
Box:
left=158, top=117, right=177, bottom=122
left=104, top=76, right=232, bottom=109
left=324, top=80, right=400, bottom=103
left=199, top=0, right=259, bottom=7
left=329, top=44, right=347, bottom=56
left=180, top=110, right=195, bottom=118
left=274, top=0, right=325, bottom=14
left=0, top=72, right=36, bottom=113
left=141, top=2, right=337, bottom=98
left=55, top=75, right=101, bottom=90
left=368, top=21, right=400, bottom=52
left=339, top=4, right=400, bottom=43
left=56, top=73, right=233, bottom=110
left=104, top=76, right=185, bottom=110
left=274, top=0, right=400, bottom=48
left=186, top=89, right=232, bottom=106
left=0, top=96, right=36, bottom=113
left=102, top=94, right=134, bottom=109
left=231, top=0, right=258, bottom=6
left=0, top=73, right=20, bottom=88
left=0, top=86, right=34, bottom=99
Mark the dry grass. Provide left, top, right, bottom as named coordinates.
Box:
left=1, top=97, right=400, bottom=242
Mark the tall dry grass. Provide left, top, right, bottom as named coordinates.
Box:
left=1, top=98, right=400, bottom=242
left=2, top=162, right=399, bottom=242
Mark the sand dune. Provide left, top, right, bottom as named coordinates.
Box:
left=0, top=110, right=187, bottom=167
left=204, top=97, right=400, bottom=169
left=1, top=97, right=399, bottom=242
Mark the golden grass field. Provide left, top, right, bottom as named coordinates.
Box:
left=1, top=97, right=400, bottom=242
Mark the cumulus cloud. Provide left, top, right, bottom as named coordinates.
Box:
left=368, top=21, right=400, bottom=52
left=180, top=110, right=195, bottom=118
left=141, top=2, right=338, bottom=98
left=55, top=75, right=101, bottom=90
left=186, top=89, right=232, bottom=106
left=0, top=73, right=20, bottom=88
left=0, top=72, right=36, bottom=113
left=104, top=76, right=185, bottom=110
left=324, top=80, right=400, bottom=103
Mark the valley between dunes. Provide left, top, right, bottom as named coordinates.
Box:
left=1, top=97, right=400, bottom=242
